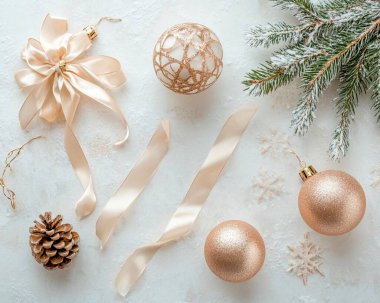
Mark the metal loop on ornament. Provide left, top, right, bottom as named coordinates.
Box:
left=94, top=16, right=122, bottom=27
left=288, top=149, right=307, bottom=169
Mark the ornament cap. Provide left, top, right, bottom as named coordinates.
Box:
left=83, top=17, right=122, bottom=41
left=84, top=25, right=97, bottom=41
left=299, top=165, right=317, bottom=181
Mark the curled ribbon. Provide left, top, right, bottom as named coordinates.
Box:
left=15, top=14, right=128, bottom=218
left=96, top=120, right=170, bottom=248
left=115, top=104, right=258, bottom=296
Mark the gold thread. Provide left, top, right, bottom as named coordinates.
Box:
left=1, top=136, right=43, bottom=210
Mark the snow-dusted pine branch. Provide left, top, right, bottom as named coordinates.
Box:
left=244, top=0, right=380, bottom=160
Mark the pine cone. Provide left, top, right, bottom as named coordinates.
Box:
left=29, top=212, right=80, bottom=270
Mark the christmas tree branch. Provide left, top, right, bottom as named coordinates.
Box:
left=291, top=18, right=380, bottom=135
left=310, top=18, right=380, bottom=87
left=247, top=22, right=318, bottom=48
left=247, top=0, right=379, bottom=49
left=372, top=40, right=380, bottom=121
left=244, top=0, right=380, bottom=160
left=243, top=46, right=325, bottom=95
left=319, top=0, right=365, bottom=13
left=243, top=63, right=291, bottom=96
left=373, top=82, right=380, bottom=121
left=329, top=46, right=374, bottom=160
left=275, top=0, right=323, bottom=22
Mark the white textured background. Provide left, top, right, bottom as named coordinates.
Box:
left=0, top=1, right=379, bottom=302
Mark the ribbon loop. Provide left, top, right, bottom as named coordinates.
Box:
left=15, top=68, right=45, bottom=88
left=115, top=104, right=257, bottom=296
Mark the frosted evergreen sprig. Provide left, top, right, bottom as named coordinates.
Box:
left=329, top=43, right=376, bottom=159
left=244, top=0, right=380, bottom=160
left=372, top=41, right=380, bottom=122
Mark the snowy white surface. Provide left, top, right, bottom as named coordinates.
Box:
left=0, top=1, right=379, bottom=302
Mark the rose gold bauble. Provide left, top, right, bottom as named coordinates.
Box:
left=204, top=220, right=265, bottom=282
left=153, top=23, right=223, bottom=94
left=298, top=169, right=366, bottom=236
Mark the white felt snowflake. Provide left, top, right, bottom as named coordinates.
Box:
left=251, top=169, right=285, bottom=203
left=370, top=167, right=380, bottom=187
left=257, top=129, right=290, bottom=157
left=287, top=233, right=324, bottom=285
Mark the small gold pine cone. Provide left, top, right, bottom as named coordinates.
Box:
left=29, top=212, right=80, bottom=270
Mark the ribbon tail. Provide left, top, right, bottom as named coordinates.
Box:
left=96, top=120, right=170, bottom=248
left=64, top=124, right=96, bottom=218
left=61, top=83, right=96, bottom=218
left=65, top=72, right=129, bottom=145
left=114, top=104, right=258, bottom=297
left=115, top=244, right=161, bottom=297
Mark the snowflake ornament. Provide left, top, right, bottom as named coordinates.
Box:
left=370, top=167, right=380, bottom=187
left=257, top=129, right=290, bottom=157
left=251, top=169, right=285, bottom=204
left=287, top=233, right=324, bottom=285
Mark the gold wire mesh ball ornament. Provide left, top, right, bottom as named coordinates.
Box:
left=153, top=23, right=223, bottom=94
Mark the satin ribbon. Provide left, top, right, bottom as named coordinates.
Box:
left=115, top=104, right=258, bottom=296
left=96, top=120, right=170, bottom=248
left=15, top=14, right=128, bottom=218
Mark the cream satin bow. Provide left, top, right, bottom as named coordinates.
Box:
left=15, top=14, right=129, bottom=218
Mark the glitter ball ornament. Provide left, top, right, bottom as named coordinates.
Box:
left=153, top=23, right=223, bottom=94
left=204, top=220, right=265, bottom=282
left=298, top=166, right=366, bottom=236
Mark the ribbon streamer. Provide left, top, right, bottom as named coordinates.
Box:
left=15, top=14, right=128, bottom=218
left=115, top=104, right=258, bottom=296
left=96, top=120, right=170, bottom=248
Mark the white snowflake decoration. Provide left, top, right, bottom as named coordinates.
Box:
left=251, top=169, right=285, bottom=203
left=370, top=167, right=380, bottom=187
left=257, top=129, right=290, bottom=157
left=287, top=233, right=324, bottom=285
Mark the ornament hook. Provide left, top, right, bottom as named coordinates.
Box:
left=288, top=149, right=317, bottom=181
left=288, top=149, right=306, bottom=169
left=95, top=16, right=122, bottom=27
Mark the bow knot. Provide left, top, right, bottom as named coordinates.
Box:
left=57, top=60, right=67, bottom=71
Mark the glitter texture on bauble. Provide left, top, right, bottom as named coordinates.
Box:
left=204, top=220, right=265, bottom=282
left=298, top=168, right=366, bottom=236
